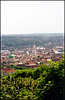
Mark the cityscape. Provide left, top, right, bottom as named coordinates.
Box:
left=1, top=43, right=64, bottom=74
left=1, top=33, right=64, bottom=75
left=1, top=1, right=64, bottom=100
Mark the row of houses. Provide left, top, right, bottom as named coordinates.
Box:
left=1, top=46, right=64, bottom=68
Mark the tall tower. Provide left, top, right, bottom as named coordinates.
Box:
left=32, top=42, right=36, bottom=56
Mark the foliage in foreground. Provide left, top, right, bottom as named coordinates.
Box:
left=0, top=58, right=64, bottom=100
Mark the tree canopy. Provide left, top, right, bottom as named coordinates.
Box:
left=0, top=57, right=64, bottom=100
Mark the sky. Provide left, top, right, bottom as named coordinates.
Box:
left=1, top=1, right=64, bottom=35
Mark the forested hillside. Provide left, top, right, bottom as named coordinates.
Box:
left=0, top=57, right=64, bottom=100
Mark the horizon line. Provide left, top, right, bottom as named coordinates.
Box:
left=2, top=33, right=64, bottom=36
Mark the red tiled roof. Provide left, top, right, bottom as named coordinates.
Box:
left=1, top=68, right=15, bottom=73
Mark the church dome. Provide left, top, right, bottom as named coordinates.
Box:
left=8, top=54, right=15, bottom=58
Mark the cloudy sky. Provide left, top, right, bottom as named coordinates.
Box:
left=1, top=1, right=64, bottom=35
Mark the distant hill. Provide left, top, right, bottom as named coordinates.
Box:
left=2, top=33, right=64, bottom=50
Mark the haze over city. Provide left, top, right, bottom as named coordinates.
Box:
left=1, top=1, right=64, bottom=35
